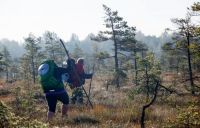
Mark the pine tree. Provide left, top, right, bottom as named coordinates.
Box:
left=43, top=31, right=65, bottom=64
left=20, top=54, right=32, bottom=82
left=72, top=43, right=84, bottom=59
left=0, top=52, right=4, bottom=72
left=10, top=58, right=20, bottom=80
left=171, top=15, right=197, bottom=95
left=2, top=46, right=12, bottom=82
left=192, top=2, right=200, bottom=13
left=161, top=42, right=186, bottom=73
left=91, top=5, right=131, bottom=87
left=23, top=33, right=41, bottom=84
left=191, top=2, right=200, bottom=71
left=119, top=26, right=148, bottom=86
left=128, top=52, right=161, bottom=128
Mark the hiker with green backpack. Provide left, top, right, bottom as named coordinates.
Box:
left=38, top=59, right=73, bottom=121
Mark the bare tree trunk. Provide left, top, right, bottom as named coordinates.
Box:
left=186, top=33, right=195, bottom=95
left=111, top=19, right=119, bottom=88
left=114, top=40, right=119, bottom=88
left=5, top=66, right=9, bottom=82
left=134, top=49, right=138, bottom=86
left=140, top=81, right=159, bottom=128
left=145, top=64, right=150, bottom=101
left=31, top=55, right=35, bottom=84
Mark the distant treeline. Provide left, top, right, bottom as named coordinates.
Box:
left=0, top=31, right=172, bottom=59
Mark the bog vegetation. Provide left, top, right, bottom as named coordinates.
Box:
left=0, top=2, right=200, bottom=128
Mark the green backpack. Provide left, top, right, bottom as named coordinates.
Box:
left=38, top=60, right=64, bottom=92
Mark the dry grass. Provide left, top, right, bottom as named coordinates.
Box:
left=0, top=73, right=199, bottom=128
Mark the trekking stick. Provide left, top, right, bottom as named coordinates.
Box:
left=59, top=39, right=93, bottom=109
left=86, top=63, right=95, bottom=105
left=82, top=86, right=93, bottom=108
left=59, top=39, right=70, bottom=58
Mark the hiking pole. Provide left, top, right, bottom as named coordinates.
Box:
left=86, top=62, right=95, bottom=105
left=59, top=39, right=93, bottom=109
left=59, top=39, right=70, bottom=58
left=82, top=86, right=93, bottom=108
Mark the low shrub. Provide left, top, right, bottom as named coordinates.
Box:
left=0, top=101, right=47, bottom=128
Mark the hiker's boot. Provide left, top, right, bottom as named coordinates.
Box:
left=62, top=104, right=68, bottom=118
left=47, top=111, right=55, bottom=121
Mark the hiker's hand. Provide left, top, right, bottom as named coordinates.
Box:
left=89, top=73, right=93, bottom=79
left=67, top=58, right=75, bottom=65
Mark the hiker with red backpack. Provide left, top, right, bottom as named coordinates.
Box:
left=70, top=58, right=93, bottom=104
left=59, top=39, right=93, bottom=107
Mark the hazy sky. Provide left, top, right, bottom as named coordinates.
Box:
left=0, top=0, right=199, bottom=42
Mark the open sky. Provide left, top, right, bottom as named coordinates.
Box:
left=0, top=0, right=199, bottom=43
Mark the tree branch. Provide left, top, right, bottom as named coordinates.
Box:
left=140, top=80, right=159, bottom=128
